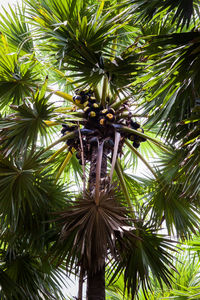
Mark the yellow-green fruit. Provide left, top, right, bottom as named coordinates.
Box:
left=83, top=101, right=89, bottom=107
left=88, top=111, right=96, bottom=118
left=84, top=106, right=91, bottom=114
left=106, top=113, right=115, bottom=121
left=92, top=103, right=99, bottom=109
left=102, top=109, right=108, bottom=115
left=73, top=95, right=82, bottom=105
left=99, top=118, right=106, bottom=126
left=137, top=127, right=144, bottom=133
left=75, top=99, right=81, bottom=105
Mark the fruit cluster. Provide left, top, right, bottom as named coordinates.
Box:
left=73, top=89, right=93, bottom=106
left=61, top=124, right=94, bottom=164
left=61, top=89, right=147, bottom=164
left=73, top=89, right=116, bottom=127
left=127, top=120, right=146, bottom=148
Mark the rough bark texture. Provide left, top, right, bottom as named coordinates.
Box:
left=86, top=144, right=108, bottom=300
left=87, top=265, right=105, bottom=300
left=88, top=144, right=108, bottom=192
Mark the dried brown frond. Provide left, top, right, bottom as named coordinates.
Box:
left=57, top=185, right=137, bottom=273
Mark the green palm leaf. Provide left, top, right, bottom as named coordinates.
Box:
left=109, top=217, right=176, bottom=300
left=125, top=0, right=199, bottom=28
left=0, top=4, right=34, bottom=54
left=0, top=150, right=68, bottom=237
left=0, top=81, right=56, bottom=156
left=0, top=40, right=41, bottom=108
left=146, top=168, right=200, bottom=237
left=0, top=247, right=66, bottom=300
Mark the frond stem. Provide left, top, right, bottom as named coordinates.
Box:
left=78, top=267, right=84, bottom=300
left=78, top=122, right=86, bottom=192
left=115, top=160, right=135, bottom=218
left=101, top=76, right=108, bottom=107
left=37, top=132, right=75, bottom=157
left=93, top=87, right=101, bottom=104
left=118, top=126, right=171, bottom=152
left=110, top=131, right=121, bottom=181
left=125, top=140, right=158, bottom=179
left=55, top=150, right=74, bottom=183
left=95, top=141, right=104, bottom=206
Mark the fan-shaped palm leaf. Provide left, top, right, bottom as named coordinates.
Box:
left=109, top=217, right=176, bottom=300
left=0, top=38, right=41, bottom=108
left=0, top=4, right=34, bottom=54
left=124, top=0, right=199, bottom=28
left=0, top=150, right=68, bottom=238
left=0, top=247, right=66, bottom=300
left=145, top=167, right=200, bottom=238
left=52, top=185, right=136, bottom=274
left=0, top=80, right=57, bottom=156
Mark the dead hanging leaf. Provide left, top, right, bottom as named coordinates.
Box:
left=56, top=185, right=138, bottom=272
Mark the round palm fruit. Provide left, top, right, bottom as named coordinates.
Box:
left=137, top=127, right=144, bottom=133
left=105, top=138, right=114, bottom=148
left=92, top=103, right=99, bottom=110
left=84, top=106, right=92, bottom=114
left=79, top=90, right=86, bottom=96
left=136, top=127, right=146, bottom=142
left=89, top=136, right=98, bottom=145
left=75, top=88, right=80, bottom=94
left=88, top=111, right=96, bottom=118
left=83, top=101, right=92, bottom=108
left=133, top=141, right=140, bottom=148
left=61, top=124, right=77, bottom=134
left=130, top=120, right=140, bottom=130
left=73, top=95, right=82, bottom=105
left=101, top=108, right=109, bottom=115
left=99, top=117, right=106, bottom=126
left=61, top=128, right=67, bottom=135
left=105, top=113, right=115, bottom=122
left=84, top=94, right=89, bottom=100
left=129, top=134, right=135, bottom=141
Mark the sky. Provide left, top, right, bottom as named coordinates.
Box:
left=0, top=0, right=18, bottom=11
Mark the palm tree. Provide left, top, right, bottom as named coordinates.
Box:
left=0, top=0, right=199, bottom=299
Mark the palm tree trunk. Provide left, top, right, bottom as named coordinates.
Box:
left=86, top=144, right=108, bottom=300
left=87, top=265, right=105, bottom=300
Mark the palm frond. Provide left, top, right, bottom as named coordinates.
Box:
left=145, top=167, right=200, bottom=238
left=0, top=150, right=68, bottom=238
left=25, top=0, right=143, bottom=89
left=124, top=0, right=200, bottom=28
left=142, top=31, right=200, bottom=142
left=109, top=217, right=176, bottom=300
left=0, top=38, right=42, bottom=108
left=0, top=4, right=34, bottom=54
left=0, top=81, right=56, bottom=156
left=0, top=246, right=66, bottom=300
left=51, top=185, right=136, bottom=274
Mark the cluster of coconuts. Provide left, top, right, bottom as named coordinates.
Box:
left=61, top=89, right=146, bottom=164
